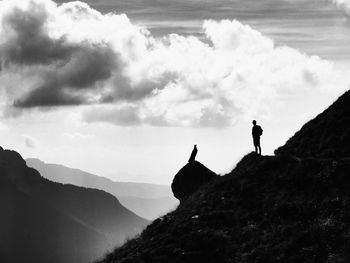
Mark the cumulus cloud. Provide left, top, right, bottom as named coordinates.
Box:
left=0, top=0, right=121, bottom=107
left=0, top=0, right=348, bottom=127
left=332, top=0, right=350, bottom=14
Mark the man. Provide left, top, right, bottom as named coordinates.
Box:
left=252, top=120, right=263, bottom=155
left=188, top=144, right=198, bottom=163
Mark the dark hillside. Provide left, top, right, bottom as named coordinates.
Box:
left=99, top=90, right=350, bottom=263
left=0, top=159, right=109, bottom=263
left=100, top=153, right=350, bottom=263
left=275, top=90, right=350, bottom=158
left=0, top=147, right=148, bottom=263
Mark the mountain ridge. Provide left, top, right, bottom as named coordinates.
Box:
left=275, top=90, right=350, bottom=158
left=26, top=158, right=169, bottom=189
left=0, top=146, right=148, bottom=263
left=99, top=90, right=350, bottom=263
left=25, top=158, right=178, bottom=220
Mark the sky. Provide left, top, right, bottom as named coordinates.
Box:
left=0, top=0, right=350, bottom=184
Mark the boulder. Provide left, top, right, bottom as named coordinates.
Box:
left=171, top=161, right=217, bottom=202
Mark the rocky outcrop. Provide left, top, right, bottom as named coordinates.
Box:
left=171, top=161, right=217, bottom=202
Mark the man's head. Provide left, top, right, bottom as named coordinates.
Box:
left=252, top=120, right=257, bottom=125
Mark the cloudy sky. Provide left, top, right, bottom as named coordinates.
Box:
left=0, top=0, right=349, bottom=184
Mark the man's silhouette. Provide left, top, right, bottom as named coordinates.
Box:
left=252, top=120, right=263, bottom=155
left=188, top=144, right=198, bottom=163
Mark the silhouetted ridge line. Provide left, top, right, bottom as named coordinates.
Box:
left=276, top=90, right=350, bottom=158
left=25, top=158, right=178, bottom=220
left=98, top=90, right=350, bottom=263
left=0, top=146, right=148, bottom=263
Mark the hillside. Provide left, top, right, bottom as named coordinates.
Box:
left=275, top=90, right=350, bottom=158
left=26, top=158, right=178, bottom=220
left=99, top=91, right=350, bottom=263
left=25, top=158, right=172, bottom=198
left=0, top=147, right=148, bottom=263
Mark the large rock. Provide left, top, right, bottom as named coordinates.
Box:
left=171, top=161, right=217, bottom=201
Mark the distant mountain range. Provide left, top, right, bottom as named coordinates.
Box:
left=26, top=158, right=179, bottom=220
left=118, top=196, right=178, bottom=220
left=0, top=147, right=148, bottom=263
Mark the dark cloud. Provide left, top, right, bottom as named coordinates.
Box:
left=0, top=1, right=121, bottom=108
left=13, top=86, right=85, bottom=107
left=0, top=0, right=347, bottom=128
left=104, top=71, right=180, bottom=104
left=14, top=45, right=118, bottom=107
left=0, top=0, right=167, bottom=109
left=0, top=2, right=74, bottom=65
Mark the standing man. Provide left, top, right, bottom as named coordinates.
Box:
left=188, top=144, right=198, bottom=163
left=252, top=120, right=263, bottom=155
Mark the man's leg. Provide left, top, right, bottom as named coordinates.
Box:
left=257, top=137, right=261, bottom=155
left=254, top=138, right=258, bottom=153
left=254, top=141, right=258, bottom=153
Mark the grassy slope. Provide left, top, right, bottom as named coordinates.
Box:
left=99, top=153, right=350, bottom=263
left=100, top=90, right=350, bottom=263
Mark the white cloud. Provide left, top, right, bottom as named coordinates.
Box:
left=332, top=0, right=350, bottom=14
left=0, top=0, right=348, bottom=128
